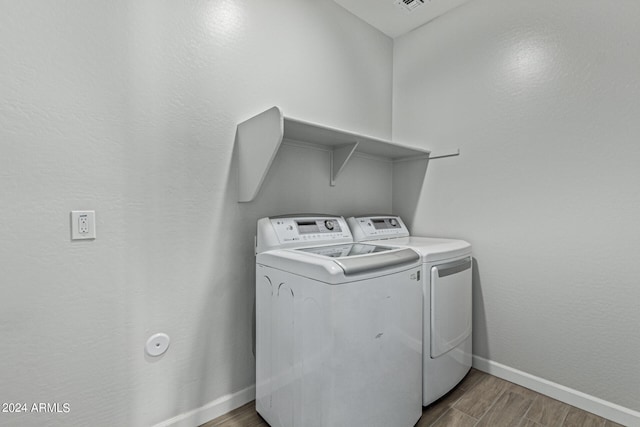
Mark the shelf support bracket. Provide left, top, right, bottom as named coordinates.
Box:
left=330, top=142, right=359, bottom=186
left=236, top=106, right=284, bottom=202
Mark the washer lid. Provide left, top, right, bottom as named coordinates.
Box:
left=257, top=244, right=420, bottom=283
left=298, top=244, right=419, bottom=275
left=297, top=243, right=392, bottom=258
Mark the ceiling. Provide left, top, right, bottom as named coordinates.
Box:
left=334, top=0, right=473, bottom=38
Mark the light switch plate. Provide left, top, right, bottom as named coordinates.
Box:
left=71, top=211, right=96, bottom=240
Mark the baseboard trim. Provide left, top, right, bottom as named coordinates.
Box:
left=472, top=355, right=640, bottom=427
left=153, top=358, right=640, bottom=427
left=153, top=385, right=256, bottom=427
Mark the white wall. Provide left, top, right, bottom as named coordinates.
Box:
left=393, top=0, right=640, bottom=413
left=0, top=1, right=392, bottom=425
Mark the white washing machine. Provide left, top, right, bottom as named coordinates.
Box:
left=255, top=215, right=423, bottom=427
left=347, top=215, right=473, bottom=406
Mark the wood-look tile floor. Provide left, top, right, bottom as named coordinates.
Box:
left=201, top=369, right=626, bottom=427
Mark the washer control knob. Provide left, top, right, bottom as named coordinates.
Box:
left=389, top=218, right=398, bottom=227
left=325, top=220, right=335, bottom=231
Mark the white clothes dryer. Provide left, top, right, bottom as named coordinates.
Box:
left=347, top=215, right=473, bottom=406
left=255, top=215, right=423, bottom=427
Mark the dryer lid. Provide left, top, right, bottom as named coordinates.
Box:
left=380, top=236, right=471, bottom=262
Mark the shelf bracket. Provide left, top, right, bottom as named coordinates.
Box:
left=330, top=142, right=359, bottom=186
left=236, top=106, right=284, bottom=202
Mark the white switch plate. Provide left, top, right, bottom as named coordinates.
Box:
left=71, top=211, right=96, bottom=240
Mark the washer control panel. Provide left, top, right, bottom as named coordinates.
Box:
left=271, top=217, right=349, bottom=243
left=256, top=215, right=353, bottom=253
left=347, top=215, right=410, bottom=242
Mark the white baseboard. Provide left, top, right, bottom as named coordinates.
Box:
left=153, top=357, right=640, bottom=427
left=153, top=385, right=256, bottom=427
left=472, top=355, right=640, bottom=427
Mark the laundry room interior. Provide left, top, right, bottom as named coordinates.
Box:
left=1, top=0, right=639, bottom=426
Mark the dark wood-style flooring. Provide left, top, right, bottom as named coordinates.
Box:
left=201, top=369, right=625, bottom=427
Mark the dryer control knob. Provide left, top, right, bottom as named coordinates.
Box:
left=389, top=218, right=398, bottom=227
left=325, top=220, right=335, bottom=230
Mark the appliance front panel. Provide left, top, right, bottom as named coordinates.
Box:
left=430, top=257, right=473, bottom=358
left=256, top=265, right=422, bottom=427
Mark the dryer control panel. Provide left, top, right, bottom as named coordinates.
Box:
left=347, top=215, right=410, bottom=242
left=256, top=215, right=353, bottom=253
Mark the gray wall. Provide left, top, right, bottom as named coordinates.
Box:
left=393, top=0, right=640, bottom=412
left=0, top=1, right=393, bottom=425
left=4, top=0, right=638, bottom=424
